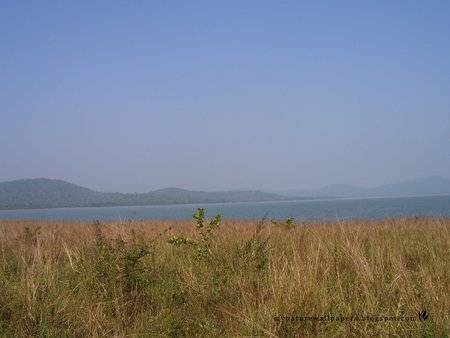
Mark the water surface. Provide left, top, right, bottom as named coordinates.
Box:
left=0, top=195, right=449, bottom=222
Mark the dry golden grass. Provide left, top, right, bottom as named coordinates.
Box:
left=0, top=216, right=449, bottom=337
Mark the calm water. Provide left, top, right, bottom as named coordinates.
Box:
left=0, top=195, right=449, bottom=222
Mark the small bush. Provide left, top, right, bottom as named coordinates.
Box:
left=168, top=208, right=222, bottom=259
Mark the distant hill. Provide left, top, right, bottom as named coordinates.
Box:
left=2, top=175, right=449, bottom=210
left=280, top=175, right=450, bottom=198
left=0, top=178, right=291, bottom=210
left=369, top=175, right=450, bottom=197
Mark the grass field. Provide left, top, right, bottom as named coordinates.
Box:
left=0, top=212, right=449, bottom=337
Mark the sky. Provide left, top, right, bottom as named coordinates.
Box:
left=1, top=1, right=449, bottom=193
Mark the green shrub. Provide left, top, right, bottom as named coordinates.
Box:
left=168, top=208, right=222, bottom=259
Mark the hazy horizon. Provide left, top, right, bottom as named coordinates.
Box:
left=2, top=2, right=449, bottom=193
left=2, top=174, right=450, bottom=196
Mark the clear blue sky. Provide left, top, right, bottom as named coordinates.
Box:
left=1, top=1, right=449, bottom=192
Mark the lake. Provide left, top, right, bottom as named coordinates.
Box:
left=0, top=194, right=449, bottom=222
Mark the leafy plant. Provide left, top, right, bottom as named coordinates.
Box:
left=271, top=217, right=297, bottom=229
left=271, top=217, right=309, bottom=229
left=168, top=208, right=222, bottom=259
left=92, top=220, right=152, bottom=297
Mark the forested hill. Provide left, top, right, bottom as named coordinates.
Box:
left=0, top=178, right=290, bottom=209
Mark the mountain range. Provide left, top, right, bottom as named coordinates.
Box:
left=0, top=175, right=449, bottom=210
left=277, top=175, right=450, bottom=198
left=0, top=179, right=291, bottom=210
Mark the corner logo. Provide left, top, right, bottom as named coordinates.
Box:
left=418, top=310, right=429, bottom=321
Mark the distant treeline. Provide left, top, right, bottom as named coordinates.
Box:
left=0, top=178, right=294, bottom=209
